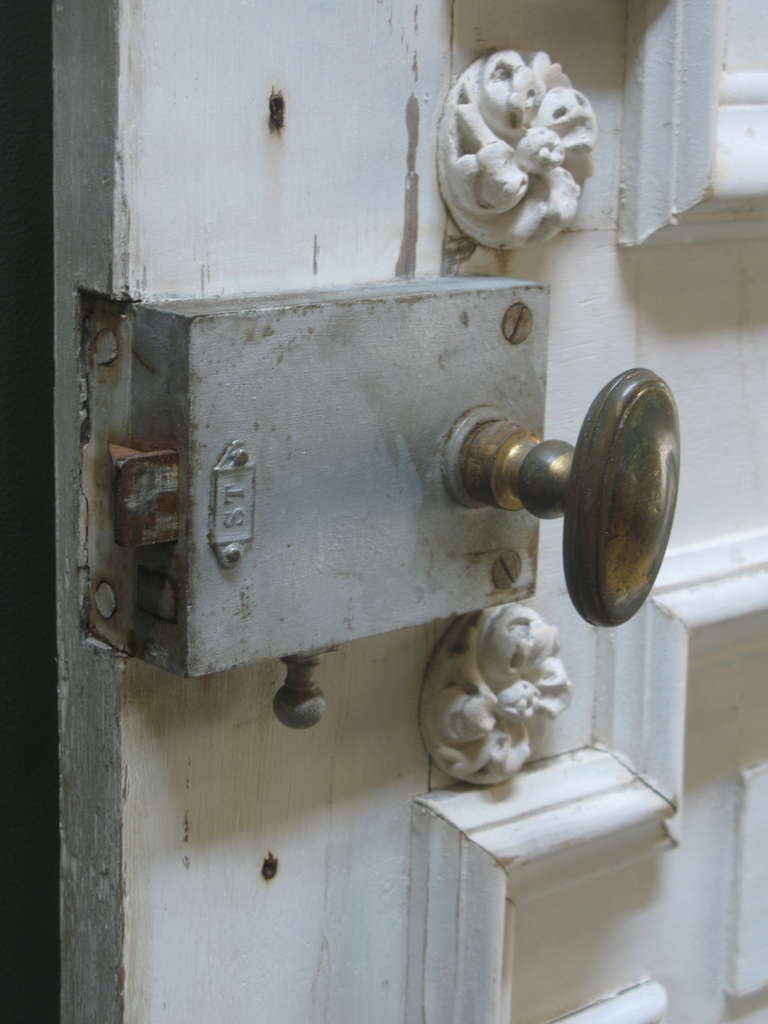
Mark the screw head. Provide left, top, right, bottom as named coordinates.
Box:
left=502, top=302, right=533, bottom=345
left=230, top=448, right=248, bottom=467
left=491, top=551, right=522, bottom=590
left=221, top=543, right=242, bottom=565
left=94, top=580, right=117, bottom=619
left=92, top=329, right=119, bottom=366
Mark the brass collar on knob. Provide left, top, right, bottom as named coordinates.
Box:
left=459, top=421, right=574, bottom=520
left=459, top=420, right=540, bottom=512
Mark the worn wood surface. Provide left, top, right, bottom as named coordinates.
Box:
left=114, top=0, right=451, bottom=299
left=122, top=626, right=436, bottom=1023
left=54, top=1, right=125, bottom=1021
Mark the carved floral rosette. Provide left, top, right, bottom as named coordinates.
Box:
left=437, top=51, right=598, bottom=249
left=420, top=604, right=572, bottom=785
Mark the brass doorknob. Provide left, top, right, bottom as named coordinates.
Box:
left=453, top=369, right=680, bottom=626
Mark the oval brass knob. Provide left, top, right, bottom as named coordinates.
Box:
left=455, top=369, right=680, bottom=626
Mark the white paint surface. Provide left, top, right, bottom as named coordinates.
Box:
left=551, top=981, right=667, bottom=1024
left=54, top=1, right=768, bottom=1022
left=730, top=763, right=768, bottom=996
left=115, top=0, right=451, bottom=299
left=621, top=0, right=768, bottom=244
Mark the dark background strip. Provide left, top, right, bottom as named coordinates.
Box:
left=0, top=1, right=59, bottom=1018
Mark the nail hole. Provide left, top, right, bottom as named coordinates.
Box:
left=262, top=852, right=279, bottom=880
left=268, top=89, right=285, bottom=132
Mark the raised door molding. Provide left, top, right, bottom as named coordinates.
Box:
left=620, top=0, right=768, bottom=245
left=407, top=749, right=673, bottom=1024
left=729, top=762, right=768, bottom=997
left=408, top=527, right=768, bottom=1022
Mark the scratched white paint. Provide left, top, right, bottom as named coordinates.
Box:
left=115, top=0, right=451, bottom=300
left=53, top=0, right=768, bottom=1021
left=122, top=628, right=437, bottom=1023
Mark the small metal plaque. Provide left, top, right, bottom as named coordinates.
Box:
left=209, top=441, right=255, bottom=567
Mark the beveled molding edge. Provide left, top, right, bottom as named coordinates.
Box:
left=408, top=528, right=768, bottom=1023
left=550, top=981, right=668, bottom=1023
left=407, top=748, right=673, bottom=1024
left=621, top=0, right=768, bottom=245
left=437, top=50, right=598, bottom=250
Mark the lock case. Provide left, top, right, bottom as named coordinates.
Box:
left=80, top=278, right=548, bottom=675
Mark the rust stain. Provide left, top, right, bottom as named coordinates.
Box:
left=493, top=250, right=514, bottom=276
left=395, top=94, right=420, bottom=278
left=313, top=234, right=319, bottom=275
left=111, top=445, right=179, bottom=548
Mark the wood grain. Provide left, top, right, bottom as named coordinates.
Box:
left=54, top=1, right=125, bottom=1020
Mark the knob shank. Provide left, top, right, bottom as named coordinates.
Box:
left=518, top=440, right=573, bottom=519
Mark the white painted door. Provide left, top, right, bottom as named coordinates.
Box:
left=55, top=2, right=768, bottom=1023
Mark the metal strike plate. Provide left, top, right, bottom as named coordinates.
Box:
left=81, top=279, right=548, bottom=675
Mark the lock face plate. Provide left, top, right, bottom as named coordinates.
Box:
left=82, top=278, right=548, bottom=675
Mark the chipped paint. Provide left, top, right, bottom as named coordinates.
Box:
left=395, top=94, right=420, bottom=278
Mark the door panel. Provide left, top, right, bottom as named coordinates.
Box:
left=54, top=1, right=768, bottom=1021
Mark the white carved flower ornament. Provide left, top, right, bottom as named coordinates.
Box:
left=437, top=51, right=598, bottom=249
left=419, top=604, right=572, bottom=785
